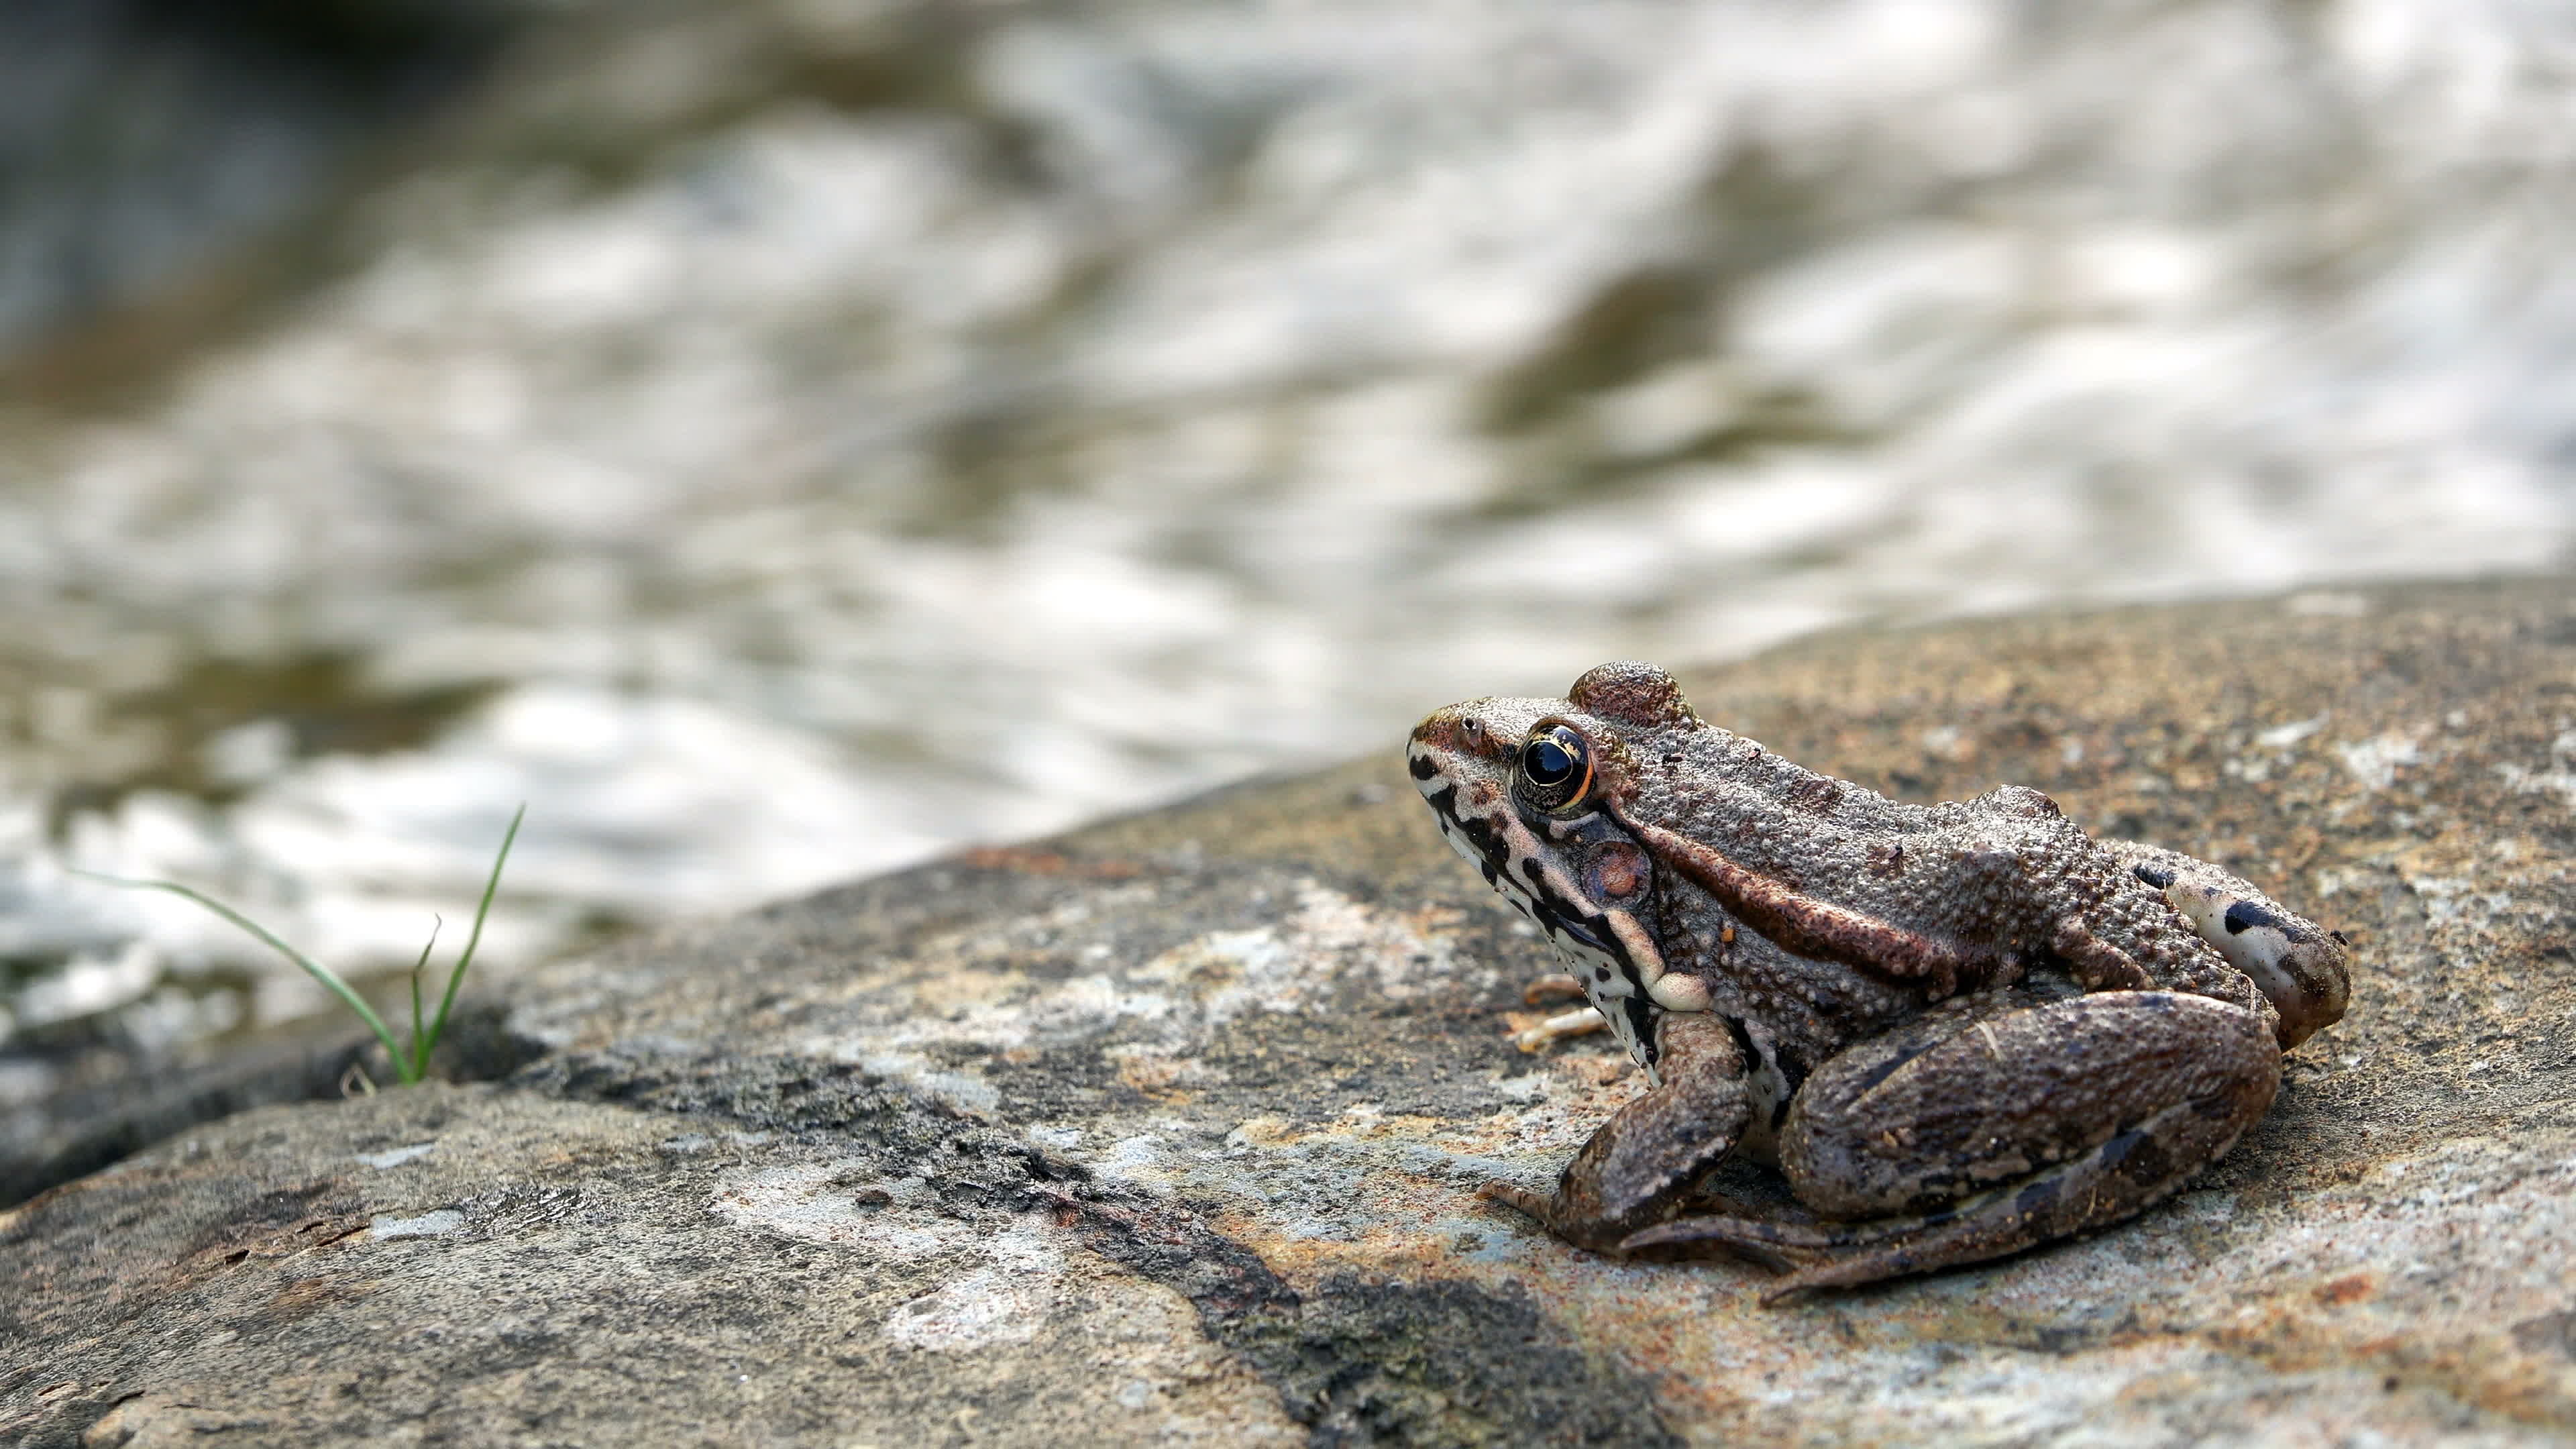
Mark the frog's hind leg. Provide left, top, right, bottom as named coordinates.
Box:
left=1483, top=1013, right=1749, bottom=1252
left=1620, top=989, right=2279, bottom=1302
left=1626, top=1091, right=2251, bottom=1303
left=2106, top=839, right=2351, bottom=1047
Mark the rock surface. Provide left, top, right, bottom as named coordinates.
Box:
left=9, top=578, right=2576, bottom=1446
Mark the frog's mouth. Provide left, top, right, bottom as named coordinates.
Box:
left=1409, top=707, right=1670, bottom=1079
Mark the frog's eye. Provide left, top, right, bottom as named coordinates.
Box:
left=1515, top=725, right=1593, bottom=811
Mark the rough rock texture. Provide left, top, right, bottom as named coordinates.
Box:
left=9, top=578, right=2576, bottom=1446
left=0, top=1020, right=379, bottom=1214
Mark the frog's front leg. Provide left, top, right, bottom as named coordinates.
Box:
left=1622, top=989, right=2278, bottom=1301
left=1483, top=1013, right=1749, bottom=1251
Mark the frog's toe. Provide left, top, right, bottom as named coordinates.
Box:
left=1622, top=1204, right=2005, bottom=1305
left=1511, top=1006, right=1609, bottom=1053
left=1616, top=1213, right=1844, bottom=1275
left=1752, top=1259, right=1887, bottom=1307
left=1478, top=1179, right=1554, bottom=1222
left=1479, top=1179, right=1642, bottom=1256
left=1620, top=1214, right=1964, bottom=1304
left=1521, top=972, right=1588, bottom=1006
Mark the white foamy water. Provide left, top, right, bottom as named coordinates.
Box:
left=3, top=0, right=2573, bottom=1065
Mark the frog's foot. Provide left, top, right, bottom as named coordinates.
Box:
left=1618, top=1208, right=1864, bottom=1281
left=2106, top=839, right=2351, bottom=1047
left=1623, top=1090, right=2238, bottom=1302
left=1523, top=973, right=1588, bottom=1006
left=1627, top=989, right=2282, bottom=1302
left=1512, top=1006, right=1607, bottom=1053
left=1619, top=1187, right=1847, bottom=1277
left=1483, top=1014, right=1749, bottom=1251
left=1509, top=974, right=1605, bottom=1051
left=1481, top=1178, right=1626, bottom=1252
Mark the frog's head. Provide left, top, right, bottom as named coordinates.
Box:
left=1407, top=663, right=1702, bottom=1079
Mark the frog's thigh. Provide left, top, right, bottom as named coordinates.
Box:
left=1781, top=990, right=2279, bottom=1220
left=1483, top=1012, right=1750, bottom=1252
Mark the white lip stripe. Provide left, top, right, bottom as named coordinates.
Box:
left=1413, top=740, right=1659, bottom=1072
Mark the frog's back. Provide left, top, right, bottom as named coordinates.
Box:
left=1625, top=722, right=2078, bottom=903
left=1619, top=710, right=2256, bottom=998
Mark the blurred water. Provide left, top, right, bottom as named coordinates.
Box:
left=0, top=0, right=506, bottom=356
left=4, top=0, right=2575, bottom=1102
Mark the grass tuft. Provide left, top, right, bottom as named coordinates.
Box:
left=74, top=804, right=526, bottom=1086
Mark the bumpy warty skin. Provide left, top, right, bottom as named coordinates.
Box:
left=1410, top=659, right=2345, bottom=1086
left=1405, top=659, right=2353, bottom=1297
left=1595, top=692, right=2273, bottom=1014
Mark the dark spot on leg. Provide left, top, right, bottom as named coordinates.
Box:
left=2131, top=863, right=2176, bottom=889
left=1848, top=1040, right=1939, bottom=1096
left=2012, top=1179, right=2059, bottom=1219
left=2223, top=900, right=2282, bottom=936
left=1594, top=966, right=1611, bottom=983
left=2105, top=1128, right=2173, bottom=1184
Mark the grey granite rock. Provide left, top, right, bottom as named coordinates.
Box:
left=9, top=578, right=2576, bottom=1446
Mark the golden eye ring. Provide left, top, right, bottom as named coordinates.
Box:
left=1515, top=724, right=1593, bottom=811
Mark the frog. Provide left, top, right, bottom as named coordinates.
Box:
left=1406, top=661, right=2351, bottom=1301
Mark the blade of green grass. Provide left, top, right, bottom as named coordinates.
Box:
left=66, top=867, right=408, bottom=1075
left=70, top=804, right=525, bottom=1089
left=421, top=804, right=525, bottom=1073
left=405, top=916, right=444, bottom=1083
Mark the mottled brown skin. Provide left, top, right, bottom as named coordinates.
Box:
left=1409, top=662, right=2351, bottom=1301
